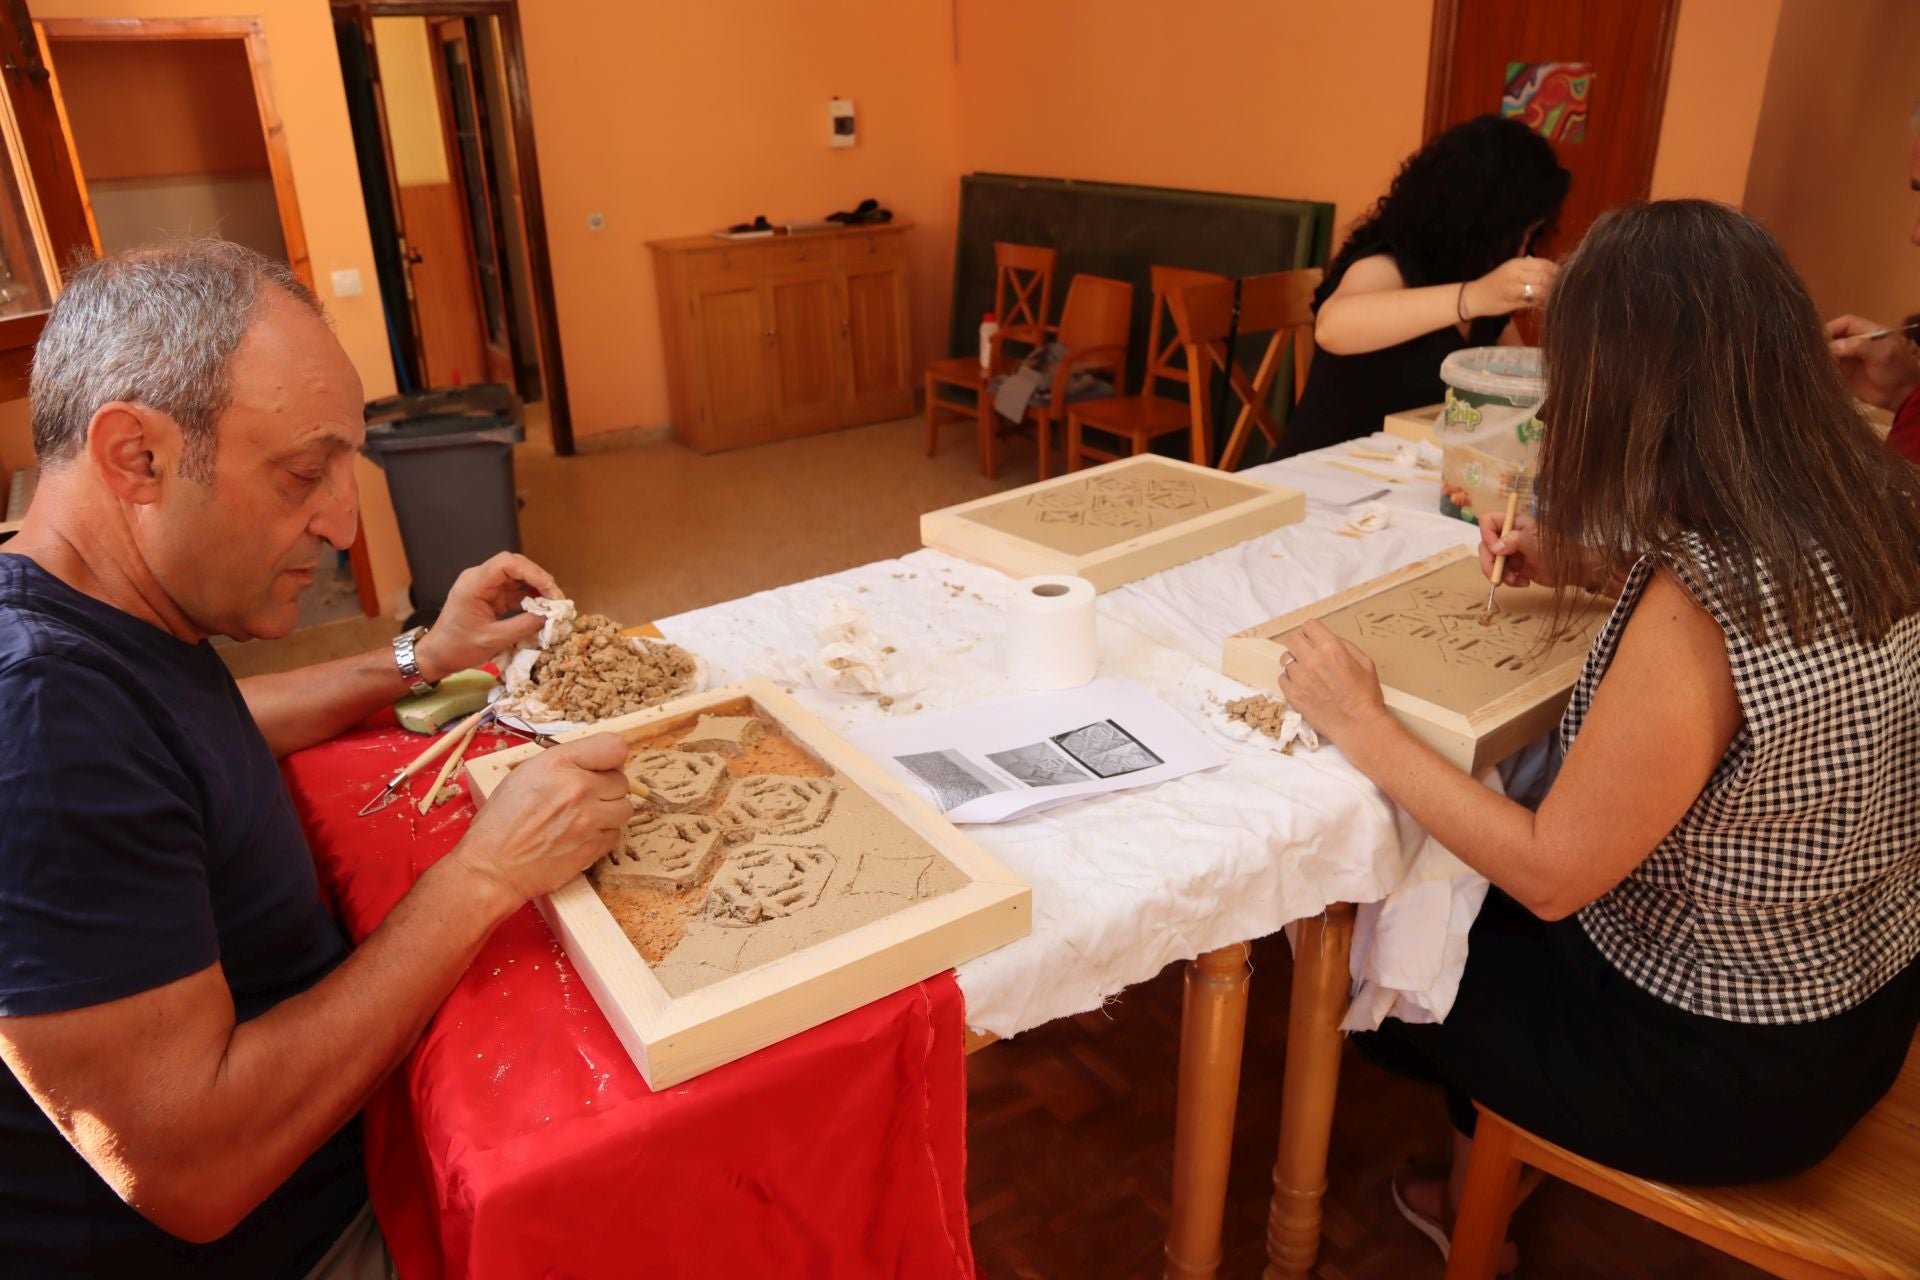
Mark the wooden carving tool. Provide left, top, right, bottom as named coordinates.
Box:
left=1484, top=484, right=1524, bottom=617
left=358, top=707, right=489, bottom=815
left=616, top=727, right=655, bottom=803
left=418, top=711, right=487, bottom=814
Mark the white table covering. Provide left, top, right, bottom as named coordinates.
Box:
left=653, top=433, right=1499, bottom=1038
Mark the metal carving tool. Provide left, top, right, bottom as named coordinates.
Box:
left=1862, top=321, right=1920, bottom=341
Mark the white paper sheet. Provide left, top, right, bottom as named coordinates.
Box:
left=846, top=678, right=1228, bottom=823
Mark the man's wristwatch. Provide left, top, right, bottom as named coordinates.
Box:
left=393, top=626, right=435, bottom=697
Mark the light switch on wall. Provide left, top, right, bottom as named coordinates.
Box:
left=330, top=267, right=364, bottom=298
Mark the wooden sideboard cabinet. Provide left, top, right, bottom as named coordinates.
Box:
left=648, top=224, right=915, bottom=452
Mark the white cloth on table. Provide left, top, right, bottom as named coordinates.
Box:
left=654, top=448, right=1500, bottom=1037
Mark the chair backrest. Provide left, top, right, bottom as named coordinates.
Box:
left=1143, top=265, right=1228, bottom=396
left=1057, top=273, right=1134, bottom=351
left=991, top=241, right=1058, bottom=343
left=1170, top=268, right=1322, bottom=469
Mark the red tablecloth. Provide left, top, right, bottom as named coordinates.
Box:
left=283, top=719, right=976, bottom=1280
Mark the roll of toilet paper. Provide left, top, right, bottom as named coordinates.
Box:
left=1007, top=575, right=1098, bottom=690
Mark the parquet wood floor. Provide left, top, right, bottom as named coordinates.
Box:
left=967, top=932, right=1771, bottom=1280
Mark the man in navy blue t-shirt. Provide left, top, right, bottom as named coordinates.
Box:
left=0, top=243, right=633, bottom=1277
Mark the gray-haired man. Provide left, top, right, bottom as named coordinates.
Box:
left=0, top=242, right=631, bottom=1277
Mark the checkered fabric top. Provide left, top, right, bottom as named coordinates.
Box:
left=1566, top=536, right=1920, bottom=1025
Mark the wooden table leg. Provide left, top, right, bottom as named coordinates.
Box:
left=1264, top=903, right=1357, bottom=1280
left=1164, top=941, right=1253, bottom=1280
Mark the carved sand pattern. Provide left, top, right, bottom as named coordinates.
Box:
left=1354, top=588, right=1552, bottom=673
left=598, top=814, right=723, bottom=891
left=705, top=842, right=835, bottom=927
left=1308, top=555, right=1606, bottom=717
left=680, top=714, right=766, bottom=757
left=960, top=458, right=1271, bottom=558
left=716, top=775, right=837, bottom=842
left=627, top=749, right=730, bottom=812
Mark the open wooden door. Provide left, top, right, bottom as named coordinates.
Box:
left=1425, top=0, right=1681, bottom=257
left=431, top=15, right=513, bottom=385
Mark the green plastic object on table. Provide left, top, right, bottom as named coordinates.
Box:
left=396, top=668, right=497, bottom=734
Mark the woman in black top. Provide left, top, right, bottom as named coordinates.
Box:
left=1281, top=115, right=1571, bottom=458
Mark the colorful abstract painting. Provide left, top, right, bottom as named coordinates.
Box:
left=1502, top=61, right=1593, bottom=144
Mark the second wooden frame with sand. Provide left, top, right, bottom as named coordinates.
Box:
left=1222, top=547, right=1615, bottom=773
left=464, top=679, right=1031, bottom=1089
left=920, top=454, right=1306, bottom=591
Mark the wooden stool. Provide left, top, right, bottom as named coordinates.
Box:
left=1065, top=265, right=1225, bottom=471
left=1168, top=269, right=1320, bottom=470
left=1446, top=1036, right=1920, bottom=1280
left=983, top=273, right=1132, bottom=480
left=925, top=241, right=1057, bottom=476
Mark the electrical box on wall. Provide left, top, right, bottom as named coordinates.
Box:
left=829, top=97, right=855, bottom=148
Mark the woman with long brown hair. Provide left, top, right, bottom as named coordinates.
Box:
left=1277, top=200, right=1920, bottom=1261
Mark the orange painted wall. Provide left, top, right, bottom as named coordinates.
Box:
left=9, top=0, right=412, bottom=613
left=1648, top=0, right=1783, bottom=204
left=1743, top=0, right=1920, bottom=324
left=515, top=1, right=959, bottom=438
left=951, top=0, right=1435, bottom=263
left=45, top=38, right=267, bottom=180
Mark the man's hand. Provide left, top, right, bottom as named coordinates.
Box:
left=451, top=734, right=631, bottom=906
left=415, top=552, right=564, bottom=683
left=1827, top=315, right=1920, bottom=412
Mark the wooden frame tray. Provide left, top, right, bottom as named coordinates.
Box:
left=1221, top=547, right=1614, bottom=772
left=1383, top=402, right=1444, bottom=445
left=464, top=679, right=1031, bottom=1088
left=920, top=454, right=1305, bottom=592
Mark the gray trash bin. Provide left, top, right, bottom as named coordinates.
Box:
left=360, top=409, right=525, bottom=623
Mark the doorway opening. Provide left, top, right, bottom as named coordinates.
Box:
left=34, top=15, right=384, bottom=621
left=331, top=0, right=574, bottom=454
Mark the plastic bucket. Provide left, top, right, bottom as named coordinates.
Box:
left=1437, top=347, right=1545, bottom=524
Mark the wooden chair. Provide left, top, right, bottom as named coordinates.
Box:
left=1063, top=265, right=1226, bottom=471
left=925, top=241, right=1058, bottom=475
left=1445, top=1036, right=1920, bottom=1280
left=1168, top=268, right=1321, bottom=471
left=982, top=273, right=1132, bottom=480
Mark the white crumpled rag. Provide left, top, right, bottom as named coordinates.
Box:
left=491, top=595, right=576, bottom=719
left=1342, top=502, right=1391, bottom=538
left=1185, top=668, right=1319, bottom=755
left=758, top=599, right=923, bottom=706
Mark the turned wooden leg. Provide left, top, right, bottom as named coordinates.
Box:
left=1065, top=412, right=1081, bottom=474
left=1264, top=903, right=1357, bottom=1280
left=1443, top=1112, right=1524, bottom=1280
left=1163, top=941, right=1253, bottom=1280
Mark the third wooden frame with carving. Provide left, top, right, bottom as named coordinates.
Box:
left=1222, top=546, right=1614, bottom=772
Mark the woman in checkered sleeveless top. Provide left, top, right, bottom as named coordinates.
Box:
left=1279, top=201, right=1920, bottom=1250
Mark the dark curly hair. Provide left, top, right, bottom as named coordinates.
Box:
left=1316, top=115, right=1571, bottom=309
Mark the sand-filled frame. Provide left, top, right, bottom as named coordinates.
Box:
left=1221, top=547, right=1612, bottom=773
left=919, top=454, right=1306, bottom=592
left=464, top=679, right=1032, bottom=1089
